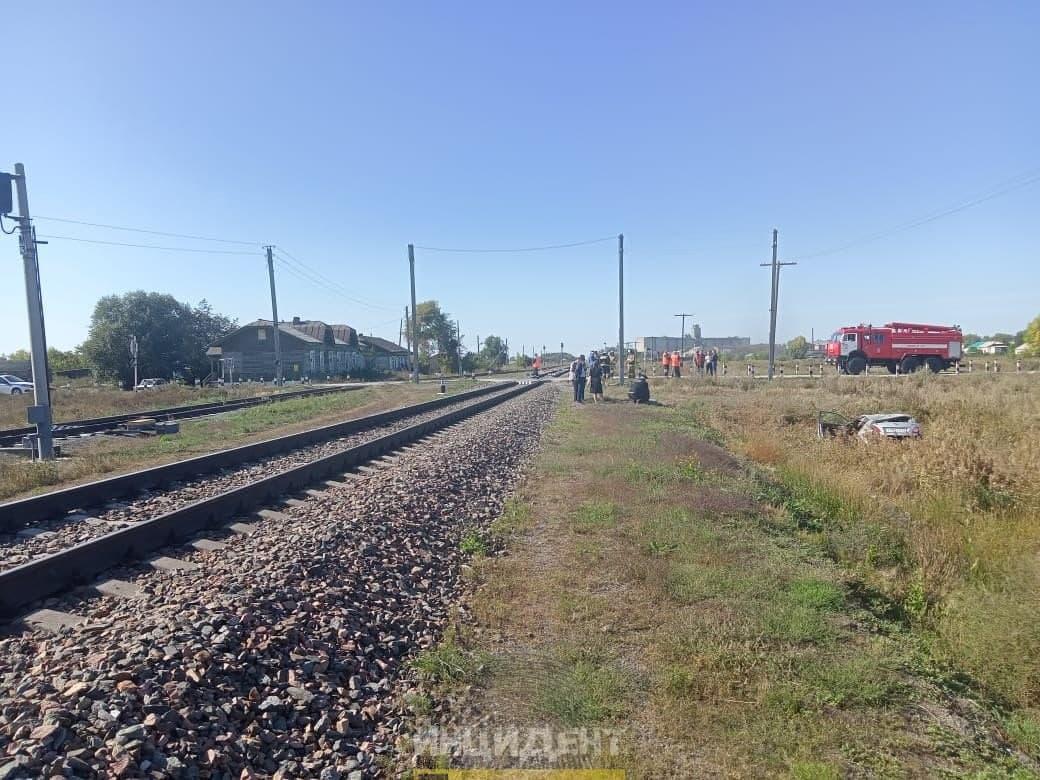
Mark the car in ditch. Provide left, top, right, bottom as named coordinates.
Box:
left=817, top=410, right=922, bottom=441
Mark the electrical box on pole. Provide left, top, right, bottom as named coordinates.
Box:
left=0, top=173, right=13, bottom=215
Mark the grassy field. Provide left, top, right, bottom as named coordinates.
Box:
left=0, top=381, right=322, bottom=430
left=0, top=380, right=479, bottom=502
left=407, top=375, right=1040, bottom=777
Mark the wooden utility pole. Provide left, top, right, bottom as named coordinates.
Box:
left=408, top=244, right=419, bottom=383
left=265, top=246, right=283, bottom=386
left=674, top=312, right=693, bottom=365
left=760, top=229, right=796, bottom=380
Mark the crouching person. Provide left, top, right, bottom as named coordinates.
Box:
left=629, top=371, right=651, bottom=404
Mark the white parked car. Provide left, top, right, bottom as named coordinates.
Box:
left=0, top=374, right=33, bottom=395
left=135, top=378, right=168, bottom=390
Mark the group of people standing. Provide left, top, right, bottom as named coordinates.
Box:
left=660, top=348, right=720, bottom=377
left=568, top=351, right=608, bottom=404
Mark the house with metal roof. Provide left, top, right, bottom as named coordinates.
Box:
left=359, top=335, right=412, bottom=373
left=207, top=317, right=365, bottom=380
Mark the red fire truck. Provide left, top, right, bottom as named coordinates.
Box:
left=825, top=322, right=963, bottom=374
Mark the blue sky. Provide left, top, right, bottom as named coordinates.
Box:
left=3, top=1, right=1037, bottom=355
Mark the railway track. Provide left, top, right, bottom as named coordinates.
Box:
left=0, top=384, right=363, bottom=447
left=0, top=383, right=557, bottom=778
left=0, top=381, right=536, bottom=618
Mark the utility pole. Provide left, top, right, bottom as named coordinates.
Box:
left=560, top=341, right=564, bottom=368
left=760, top=229, right=796, bottom=380
left=129, top=335, right=139, bottom=390
left=7, top=164, right=55, bottom=459
left=674, top=312, right=693, bottom=364
left=617, top=233, right=625, bottom=384
left=408, top=244, right=419, bottom=383
left=265, top=246, right=284, bottom=386
left=456, top=320, right=463, bottom=376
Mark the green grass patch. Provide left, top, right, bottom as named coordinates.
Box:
left=459, top=531, right=488, bottom=556
left=760, top=601, right=834, bottom=645
left=409, top=641, right=489, bottom=685
left=490, top=497, right=533, bottom=538
left=570, top=500, right=619, bottom=532
left=535, top=648, right=628, bottom=726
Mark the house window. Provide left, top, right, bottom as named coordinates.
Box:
left=258, top=328, right=267, bottom=342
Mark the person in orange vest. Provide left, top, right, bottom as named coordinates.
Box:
left=661, top=350, right=670, bottom=377
left=671, top=350, right=682, bottom=379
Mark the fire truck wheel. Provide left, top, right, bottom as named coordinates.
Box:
left=925, top=356, right=944, bottom=373
left=846, top=356, right=867, bottom=375
left=886, top=362, right=897, bottom=374
left=900, top=356, right=921, bottom=374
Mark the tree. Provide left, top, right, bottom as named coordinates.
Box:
left=47, top=347, right=87, bottom=372
left=785, top=335, right=809, bottom=359
left=1025, top=314, right=1040, bottom=355
left=409, top=301, right=458, bottom=373
left=81, top=291, right=236, bottom=387
left=479, top=335, right=508, bottom=368
left=0, top=349, right=30, bottom=361
left=186, top=300, right=236, bottom=379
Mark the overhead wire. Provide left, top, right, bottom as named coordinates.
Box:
left=413, top=235, right=616, bottom=253
left=36, top=234, right=261, bottom=255
left=272, top=248, right=397, bottom=311
left=795, top=166, right=1040, bottom=261
left=271, top=255, right=397, bottom=313
left=33, top=215, right=261, bottom=246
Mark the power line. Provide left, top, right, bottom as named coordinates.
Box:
left=796, top=166, right=1040, bottom=260
left=273, top=248, right=396, bottom=311
left=414, top=236, right=616, bottom=253
left=33, top=215, right=261, bottom=246
left=37, top=234, right=260, bottom=255
left=272, top=256, right=397, bottom=312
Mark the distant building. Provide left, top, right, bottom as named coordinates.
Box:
left=359, top=336, right=412, bottom=372
left=967, top=340, right=1009, bottom=355
left=208, top=317, right=365, bottom=380
left=699, top=336, right=751, bottom=350
left=636, top=333, right=751, bottom=356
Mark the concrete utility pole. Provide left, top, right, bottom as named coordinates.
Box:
left=129, top=335, right=139, bottom=390
left=456, top=320, right=463, bottom=376
left=760, top=229, right=797, bottom=380
left=265, top=246, right=284, bottom=386
left=617, top=233, right=625, bottom=385
left=8, top=164, right=55, bottom=459
left=408, top=244, right=419, bottom=383
left=674, top=312, right=693, bottom=364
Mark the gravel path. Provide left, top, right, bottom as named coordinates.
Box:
left=0, top=383, right=557, bottom=779
left=0, top=386, right=520, bottom=574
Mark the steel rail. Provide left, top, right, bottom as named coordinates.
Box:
left=0, top=385, right=362, bottom=447
left=0, top=382, right=513, bottom=533
left=0, top=381, right=538, bottom=617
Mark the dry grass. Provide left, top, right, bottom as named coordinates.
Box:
left=0, top=381, right=303, bottom=429
left=652, top=373, right=1040, bottom=720
left=442, top=385, right=1039, bottom=776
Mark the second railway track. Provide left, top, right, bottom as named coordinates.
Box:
left=0, top=381, right=537, bottom=616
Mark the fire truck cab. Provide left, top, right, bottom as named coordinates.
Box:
left=826, top=322, right=962, bottom=375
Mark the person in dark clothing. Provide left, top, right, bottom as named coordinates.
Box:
left=570, top=354, right=587, bottom=403
left=589, top=356, right=604, bottom=403
left=629, top=371, right=650, bottom=403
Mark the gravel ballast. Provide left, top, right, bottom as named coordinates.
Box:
left=0, top=385, right=521, bottom=574
left=0, top=383, right=557, bottom=779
